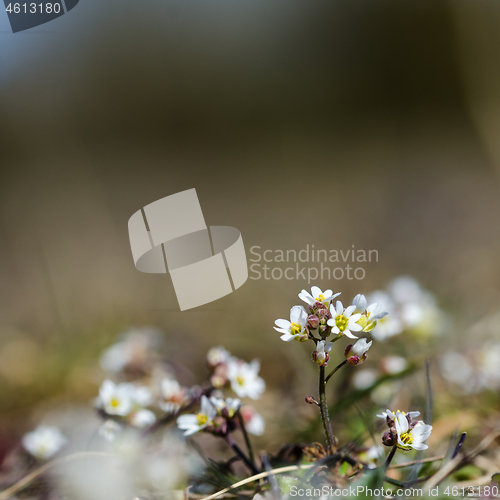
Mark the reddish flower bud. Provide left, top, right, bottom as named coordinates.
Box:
left=307, top=315, right=320, bottom=329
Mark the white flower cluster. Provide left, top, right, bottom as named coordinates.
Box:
left=274, top=286, right=386, bottom=367
left=367, top=276, right=447, bottom=341
left=440, top=342, right=500, bottom=394
left=176, top=347, right=266, bottom=437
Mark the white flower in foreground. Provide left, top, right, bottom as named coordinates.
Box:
left=177, top=396, right=216, bottom=436
left=22, top=425, right=66, bottom=460
left=299, top=286, right=340, bottom=307
left=274, top=305, right=309, bottom=342
left=210, top=397, right=241, bottom=418
left=312, top=340, right=333, bottom=366
left=130, top=409, right=156, bottom=428
left=227, top=359, right=266, bottom=399
left=352, top=294, right=388, bottom=332
left=159, top=378, right=187, bottom=413
left=99, top=420, right=122, bottom=442
left=327, top=301, right=362, bottom=339
left=394, top=413, right=432, bottom=451
left=207, top=346, right=231, bottom=368
left=344, top=338, right=372, bottom=366
left=241, top=406, right=265, bottom=436
left=98, top=380, right=133, bottom=416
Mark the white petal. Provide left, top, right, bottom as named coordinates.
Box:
left=343, top=330, right=359, bottom=339
left=325, top=342, right=333, bottom=353
left=396, top=414, right=409, bottom=434
left=411, top=443, right=428, bottom=450
left=275, top=319, right=291, bottom=329
left=311, top=286, right=322, bottom=298
left=290, top=305, right=305, bottom=323
left=344, top=305, right=356, bottom=317
left=280, top=333, right=298, bottom=342
left=274, top=326, right=290, bottom=335
left=336, top=301, right=344, bottom=315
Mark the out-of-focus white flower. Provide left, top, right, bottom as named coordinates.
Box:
left=312, top=340, right=333, bottom=366
left=352, top=369, right=378, bottom=390
left=362, top=445, right=384, bottom=468
left=98, top=420, right=122, bottom=442
left=124, top=384, right=153, bottom=408
left=210, top=397, right=241, bottom=418
left=380, top=356, right=408, bottom=375
left=477, top=343, right=500, bottom=390
left=299, top=286, right=340, bottom=307
left=22, top=425, right=66, bottom=460
left=177, top=396, right=216, bottom=436
left=394, top=414, right=432, bottom=451
left=367, top=291, right=403, bottom=341
left=227, top=359, right=266, bottom=399
left=440, top=352, right=474, bottom=386
left=370, top=380, right=401, bottom=406
left=207, top=346, right=231, bottom=368
left=274, top=305, right=309, bottom=342
left=327, top=301, right=362, bottom=339
left=129, top=409, right=156, bottom=428
left=241, top=406, right=265, bottom=436
left=99, top=327, right=160, bottom=373
left=159, top=378, right=187, bottom=413
left=98, top=380, right=133, bottom=416
left=344, top=338, right=372, bottom=366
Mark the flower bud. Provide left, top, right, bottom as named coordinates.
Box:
left=382, top=431, right=396, bottom=447
left=344, top=338, right=372, bottom=366
left=305, top=396, right=315, bottom=404
left=307, top=315, right=320, bottom=330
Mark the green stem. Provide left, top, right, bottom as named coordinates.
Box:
left=237, top=410, right=257, bottom=472
left=225, top=435, right=259, bottom=475
left=383, top=445, right=398, bottom=472
left=325, top=360, right=348, bottom=385
left=319, top=365, right=335, bottom=454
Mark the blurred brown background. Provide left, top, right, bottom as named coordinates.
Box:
left=1, top=0, right=500, bottom=444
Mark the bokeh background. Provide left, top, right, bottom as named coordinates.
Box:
left=1, top=0, right=500, bottom=470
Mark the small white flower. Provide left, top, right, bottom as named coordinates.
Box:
left=177, top=396, right=216, bottom=436
left=210, top=397, right=241, bottom=418
left=376, top=409, right=420, bottom=420
left=312, top=340, right=333, bottom=366
left=125, top=384, right=154, bottom=408
left=274, top=305, right=309, bottom=342
left=394, top=413, right=432, bottom=451
left=345, top=338, right=372, bottom=366
left=130, top=409, right=156, bottom=428
left=227, top=359, right=266, bottom=399
left=327, top=301, right=363, bottom=339
left=98, top=420, right=122, bottom=442
left=98, top=380, right=133, bottom=416
left=299, top=286, right=341, bottom=307
left=352, top=294, right=389, bottom=333
left=207, top=346, right=231, bottom=368
left=241, top=407, right=265, bottom=436
left=22, top=425, right=66, bottom=460
left=159, top=378, right=187, bottom=413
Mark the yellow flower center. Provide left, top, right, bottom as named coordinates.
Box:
left=110, top=398, right=120, bottom=408
left=290, top=322, right=302, bottom=335
left=400, top=431, right=414, bottom=445
left=197, top=413, right=208, bottom=425
left=236, top=375, right=245, bottom=386
left=335, top=315, right=349, bottom=331
left=316, top=294, right=325, bottom=303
